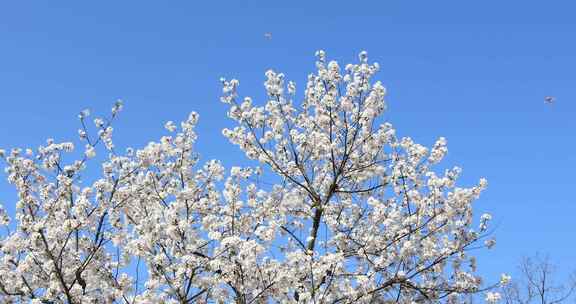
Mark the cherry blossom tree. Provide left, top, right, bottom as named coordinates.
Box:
left=0, top=51, right=499, bottom=303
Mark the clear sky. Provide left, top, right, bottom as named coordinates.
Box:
left=1, top=1, right=575, bottom=284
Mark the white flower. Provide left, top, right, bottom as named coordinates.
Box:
left=485, top=238, right=497, bottom=249
left=480, top=213, right=492, bottom=231
left=288, top=81, right=296, bottom=95
left=112, top=99, right=124, bottom=114
left=359, top=50, right=368, bottom=62
left=500, top=273, right=511, bottom=286
left=164, top=121, right=177, bottom=132
left=85, top=145, right=96, bottom=159
left=315, top=49, right=326, bottom=62
left=94, top=118, right=105, bottom=128
left=79, top=108, right=91, bottom=119
left=485, top=292, right=501, bottom=303
left=479, top=177, right=488, bottom=188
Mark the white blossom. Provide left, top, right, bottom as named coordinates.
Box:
left=485, top=291, right=501, bottom=303
left=84, top=145, right=96, bottom=158
left=164, top=120, right=177, bottom=132
left=500, top=273, right=511, bottom=286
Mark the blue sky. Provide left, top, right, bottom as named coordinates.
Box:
left=1, top=0, right=575, bottom=284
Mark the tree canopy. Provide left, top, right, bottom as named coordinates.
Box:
left=0, top=51, right=498, bottom=303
